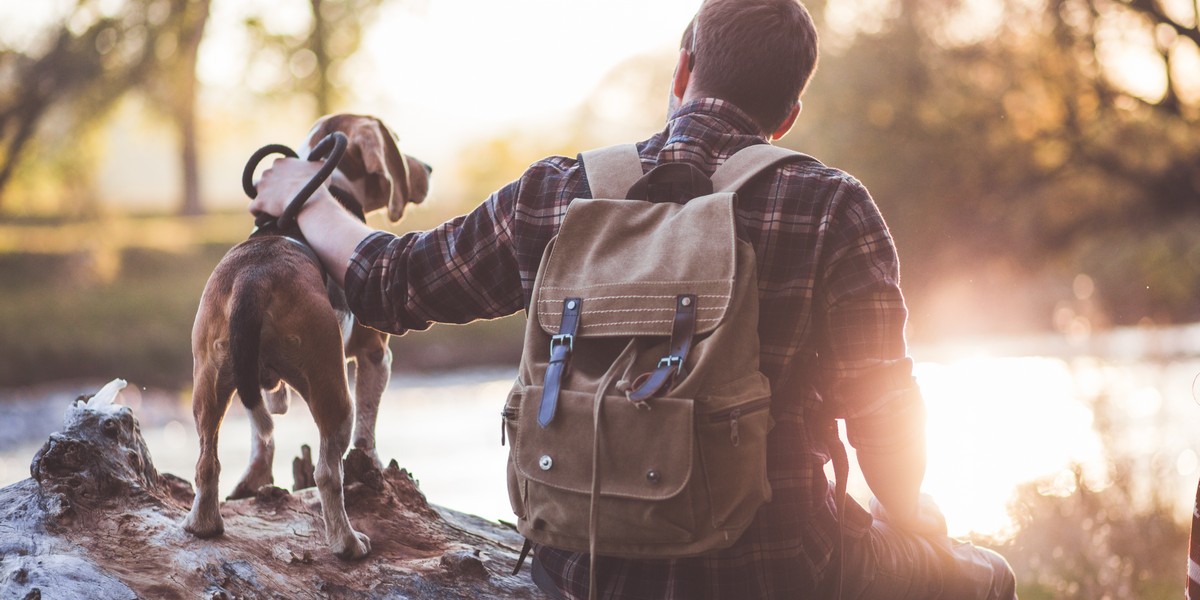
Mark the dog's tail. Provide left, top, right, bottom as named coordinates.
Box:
left=228, top=279, right=269, bottom=411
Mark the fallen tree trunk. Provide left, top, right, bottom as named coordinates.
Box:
left=0, top=383, right=542, bottom=599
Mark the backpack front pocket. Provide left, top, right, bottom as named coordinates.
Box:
left=512, top=385, right=697, bottom=548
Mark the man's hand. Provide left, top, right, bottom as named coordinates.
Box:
left=244, top=155, right=375, bottom=288
left=870, top=493, right=948, bottom=538
left=248, top=157, right=332, bottom=219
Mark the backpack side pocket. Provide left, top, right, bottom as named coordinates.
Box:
left=698, top=371, right=774, bottom=531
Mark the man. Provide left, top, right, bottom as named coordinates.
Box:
left=251, top=1, right=1017, bottom=597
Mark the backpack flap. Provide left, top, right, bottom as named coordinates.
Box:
left=535, top=193, right=737, bottom=340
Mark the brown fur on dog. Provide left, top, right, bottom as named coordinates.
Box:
left=182, top=114, right=430, bottom=561
left=305, top=114, right=429, bottom=221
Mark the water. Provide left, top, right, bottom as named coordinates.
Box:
left=3, top=350, right=1200, bottom=541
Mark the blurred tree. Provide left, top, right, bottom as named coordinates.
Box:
left=145, top=0, right=213, bottom=216
left=0, top=0, right=209, bottom=215
left=782, top=0, right=1200, bottom=334
left=991, top=382, right=1189, bottom=598
left=243, top=0, right=393, bottom=118
left=448, top=51, right=674, bottom=214
left=995, top=466, right=1185, bottom=599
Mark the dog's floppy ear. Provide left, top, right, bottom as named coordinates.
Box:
left=353, top=117, right=429, bottom=222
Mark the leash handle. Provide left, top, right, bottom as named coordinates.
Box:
left=241, top=132, right=349, bottom=231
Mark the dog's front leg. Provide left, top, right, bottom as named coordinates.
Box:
left=349, top=327, right=391, bottom=469
left=228, top=400, right=276, bottom=499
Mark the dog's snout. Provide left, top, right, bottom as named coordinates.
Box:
left=418, top=160, right=433, bottom=175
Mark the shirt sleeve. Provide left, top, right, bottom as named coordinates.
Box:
left=817, top=178, right=925, bottom=452
left=343, top=179, right=525, bottom=335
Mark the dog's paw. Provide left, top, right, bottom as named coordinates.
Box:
left=181, top=511, right=224, bottom=539
left=333, top=531, right=371, bottom=561
left=228, top=481, right=262, bottom=500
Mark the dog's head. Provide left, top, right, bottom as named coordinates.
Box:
left=301, top=114, right=431, bottom=222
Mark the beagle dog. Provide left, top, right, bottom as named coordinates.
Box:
left=181, top=114, right=430, bottom=560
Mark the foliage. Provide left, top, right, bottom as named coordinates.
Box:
left=783, top=0, right=1200, bottom=336
left=988, top=464, right=1186, bottom=599
left=242, top=0, right=393, bottom=118
left=0, top=213, right=245, bottom=388
left=0, top=0, right=201, bottom=210
left=447, top=50, right=675, bottom=214
left=0, top=0, right=401, bottom=216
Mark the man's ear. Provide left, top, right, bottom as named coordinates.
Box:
left=769, top=101, right=802, bottom=141
left=672, top=48, right=692, bottom=103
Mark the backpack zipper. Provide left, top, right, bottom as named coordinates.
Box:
left=708, top=397, right=770, bottom=447
left=501, top=407, right=517, bottom=446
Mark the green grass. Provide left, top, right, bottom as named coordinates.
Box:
left=0, top=243, right=228, bottom=388
left=0, top=212, right=524, bottom=389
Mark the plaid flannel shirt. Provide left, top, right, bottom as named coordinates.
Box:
left=345, top=98, right=916, bottom=598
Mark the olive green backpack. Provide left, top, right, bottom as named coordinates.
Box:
left=503, top=143, right=813, bottom=593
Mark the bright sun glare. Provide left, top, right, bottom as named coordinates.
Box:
left=834, top=355, right=1113, bottom=540
left=917, top=356, right=1107, bottom=539
left=198, top=0, right=705, bottom=165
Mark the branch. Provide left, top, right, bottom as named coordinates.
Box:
left=1124, top=0, right=1200, bottom=48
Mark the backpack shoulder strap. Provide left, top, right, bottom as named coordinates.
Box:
left=711, top=144, right=815, bottom=193
left=580, top=144, right=644, bottom=199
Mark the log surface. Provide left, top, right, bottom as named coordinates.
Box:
left=0, top=392, right=542, bottom=599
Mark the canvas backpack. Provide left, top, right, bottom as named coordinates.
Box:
left=503, top=143, right=815, bottom=580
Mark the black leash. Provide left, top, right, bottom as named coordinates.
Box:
left=241, top=131, right=349, bottom=233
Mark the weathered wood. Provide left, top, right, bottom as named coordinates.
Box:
left=292, top=444, right=316, bottom=491
left=0, top=386, right=543, bottom=599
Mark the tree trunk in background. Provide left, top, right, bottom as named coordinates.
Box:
left=174, top=0, right=211, bottom=216
left=310, top=0, right=333, bottom=117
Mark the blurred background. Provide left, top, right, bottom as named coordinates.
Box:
left=1, top=0, right=1198, bottom=597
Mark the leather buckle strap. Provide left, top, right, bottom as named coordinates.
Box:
left=539, top=298, right=582, bottom=428
left=828, top=419, right=850, bottom=600
left=628, top=294, right=697, bottom=404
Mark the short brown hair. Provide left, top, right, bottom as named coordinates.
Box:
left=682, top=0, right=819, bottom=133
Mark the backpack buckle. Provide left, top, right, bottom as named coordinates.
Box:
left=550, top=333, right=574, bottom=354
left=657, top=355, right=683, bottom=375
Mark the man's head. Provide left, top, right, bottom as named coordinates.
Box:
left=674, top=0, right=819, bottom=138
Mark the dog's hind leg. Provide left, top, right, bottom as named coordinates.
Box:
left=182, top=365, right=235, bottom=538
left=228, top=400, right=275, bottom=499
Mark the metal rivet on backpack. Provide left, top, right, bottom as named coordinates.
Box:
left=646, top=469, right=661, bottom=483
left=539, top=455, right=554, bottom=471
left=566, top=300, right=577, bottom=310
left=680, top=297, right=692, bottom=307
